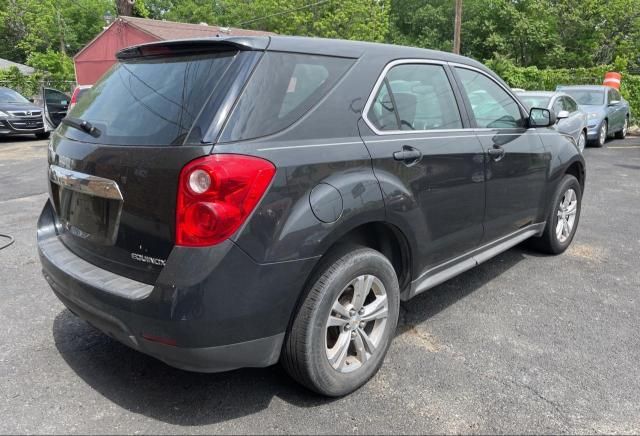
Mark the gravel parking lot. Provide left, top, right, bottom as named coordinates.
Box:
left=1, top=135, right=639, bottom=434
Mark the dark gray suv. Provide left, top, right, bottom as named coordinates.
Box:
left=37, top=36, right=585, bottom=396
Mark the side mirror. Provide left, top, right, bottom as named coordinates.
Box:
left=557, top=110, right=570, bottom=120
left=28, top=98, right=34, bottom=103
left=608, top=100, right=620, bottom=106
left=529, top=107, right=556, bottom=128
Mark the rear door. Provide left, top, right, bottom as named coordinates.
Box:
left=48, top=46, right=259, bottom=284
left=360, top=60, right=486, bottom=273
left=452, top=65, right=548, bottom=243
left=43, top=88, right=69, bottom=128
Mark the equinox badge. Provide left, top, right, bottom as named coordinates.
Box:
left=131, top=253, right=166, bottom=266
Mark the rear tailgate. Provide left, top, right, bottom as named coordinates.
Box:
left=47, top=42, right=262, bottom=284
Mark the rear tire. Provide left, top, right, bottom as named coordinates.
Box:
left=615, top=116, right=628, bottom=139
left=35, top=132, right=50, bottom=140
left=529, top=174, right=582, bottom=254
left=281, top=245, right=400, bottom=396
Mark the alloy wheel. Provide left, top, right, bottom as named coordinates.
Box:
left=599, top=122, right=607, bottom=146
left=556, top=188, right=578, bottom=243
left=578, top=132, right=586, bottom=152
left=325, top=274, right=389, bottom=373
left=623, top=118, right=628, bottom=137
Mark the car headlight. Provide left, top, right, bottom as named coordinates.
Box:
left=588, top=112, right=600, bottom=120
left=0, top=111, right=8, bottom=118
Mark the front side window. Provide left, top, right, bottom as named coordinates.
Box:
left=367, top=63, right=462, bottom=132
left=564, top=96, right=578, bottom=112
left=455, top=67, right=524, bottom=128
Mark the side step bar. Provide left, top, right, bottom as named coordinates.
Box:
left=403, top=223, right=546, bottom=300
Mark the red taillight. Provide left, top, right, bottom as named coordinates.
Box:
left=176, top=154, right=276, bottom=247
left=70, top=87, right=80, bottom=105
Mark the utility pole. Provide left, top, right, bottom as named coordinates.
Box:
left=116, top=0, right=135, bottom=16
left=453, top=0, right=462, bottom=54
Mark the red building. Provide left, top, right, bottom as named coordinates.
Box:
left=73, top=16, right=273, bottom=85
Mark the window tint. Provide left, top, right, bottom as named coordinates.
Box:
left=610, top=88, right=621, bottom=102
left=367, top=64, right=462, bottom=131
left=455, top=67, right=524, bottom=128
left=64, top=51, right=239, bottom=146
left=552, top=98, right=564, bottom=114
left=563, top=89, right=604, bottom=105
left=44, top=89, right=68, bottom=105
left=222, top=52, right=353, bottom=142
left=0, top=88, right=29, bottom=104
left=519, top=95, right=550, bottom=109
left=564, top=96, right=578, bottom=112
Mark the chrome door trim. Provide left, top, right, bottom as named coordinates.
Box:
left=403, top=222, right=546, bottom=300
left=447, top=61, right=530, bottom=115
left=361, top=58, right=464, bottom=136
left=49, top=165, right=123, bottom=201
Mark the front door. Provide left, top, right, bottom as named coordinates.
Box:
left=43, top=87, right=69, bottom=128
left=453, top=66, right=549, bottom=243
left=360, top=61, right=486, bottom=275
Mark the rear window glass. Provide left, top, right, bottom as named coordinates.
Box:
left=562, top=89, right=604, bottom=105
left=220, top=52, right=353, bottom=142
left=62, top=51, right=238, bottom=145
left=519, top=95, right=550, bottom=109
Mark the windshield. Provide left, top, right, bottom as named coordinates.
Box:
left=62, top=51, right=239, bottom=145
left=519, top=95, right=550, bottom=108
left=0, top=88, right=30, bottom=104
left=562, top=89, right=604, bottom=105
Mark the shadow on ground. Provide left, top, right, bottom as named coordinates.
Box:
left=52, top=244, right=534, bottom=426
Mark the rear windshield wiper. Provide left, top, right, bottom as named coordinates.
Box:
left=61, top=117, right=101, bottom=138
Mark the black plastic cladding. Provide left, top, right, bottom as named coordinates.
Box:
left=38, top=35, right=586, bottom=372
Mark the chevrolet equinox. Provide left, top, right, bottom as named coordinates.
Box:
left=38, top=36, right=585, bottom=396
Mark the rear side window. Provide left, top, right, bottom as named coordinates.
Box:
left=367, top=63, right=463, bottom=131
left=63, top=51, right=239, bottom=145
left=455, top=67, right=524, bottom=128
left=220, top=52, right=353, bottom=142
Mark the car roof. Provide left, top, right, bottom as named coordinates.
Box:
left=558, top=85, right=608, bottom=91
left=118, top=35, right=488, bottom=70
left=518, top=91, right=556, bottom=97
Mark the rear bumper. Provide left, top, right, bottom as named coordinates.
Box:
left=37, top=201, right=317, bottom=372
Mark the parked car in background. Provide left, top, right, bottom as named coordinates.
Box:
left=557, top=85, right=630, bottom=147
left=0, top=87, right=48, bottom=139
left=69, top=85, right=92, bottom=110
left=517, top=91, right=588, bottom=152
left=38, top=36, right=585, bottom=396
left=32, top=87, right=70, bottom=131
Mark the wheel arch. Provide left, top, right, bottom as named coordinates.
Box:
left=283, top=220, right=412, bottom=336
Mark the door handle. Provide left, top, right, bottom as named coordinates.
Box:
left=393, top=146, right=422, bottom=165
left=488, top=146, right=505, bottom=160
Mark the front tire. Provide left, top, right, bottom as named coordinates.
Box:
left=615, top=116, right=629, bottom=139
left=282, top=245, right=400, bottom=396
left=577, top=130, right=586, bottom=153
left=530, top=174, right=582, bottom=254
left=595, top=120, right=608, bottom=147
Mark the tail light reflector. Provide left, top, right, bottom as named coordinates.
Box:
left=176, top=154, right=276, bottom=247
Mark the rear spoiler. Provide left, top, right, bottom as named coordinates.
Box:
left=117, top=36, right=270, bottom=60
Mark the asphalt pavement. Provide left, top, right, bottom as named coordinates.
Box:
left=1, top=134, right=639, bottom=434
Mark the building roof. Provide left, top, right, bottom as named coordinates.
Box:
left=0, top=58, right=35, bottom=75
left=120, top=16, right=274, bottom=40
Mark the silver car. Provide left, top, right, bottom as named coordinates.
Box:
left=518, top=91, right=588, bottom=152
left=557, top=85, right=630, bottom=147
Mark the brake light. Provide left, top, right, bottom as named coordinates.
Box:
left=176, top=154, right=276, bottom=247
left=70, top=87, right=80, bottom=106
